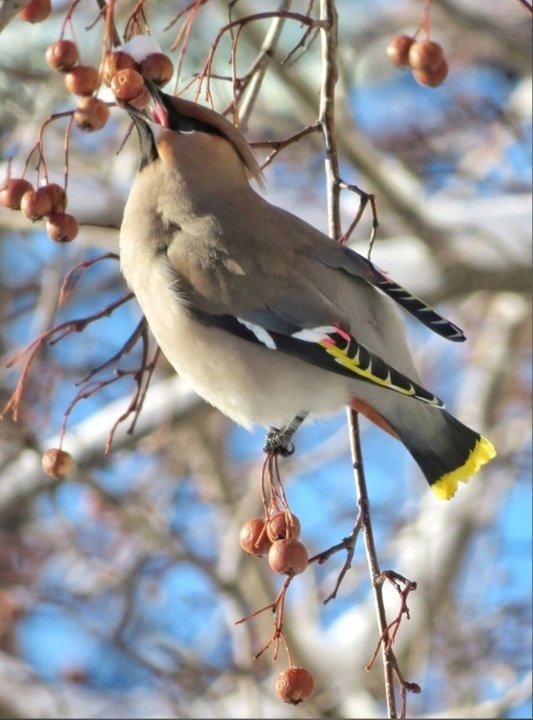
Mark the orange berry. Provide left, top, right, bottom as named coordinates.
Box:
left=42, top=448, right=74, bottom=478
left=102, top=51, right=137, bottom=86
left=408, top=40, right=445, bottom=71
left=275, top=666, right=315, bottom=705
left=45, top=40, right=79, bottom=71
left=110, top=68, right=145, bottom=102
left=266, top=512, right=301, bottom=542
left=46, top=213, right=79, bottom=243
left=40, top=183, right=67, bottom=213
left=0, top=178, right=33, bottom=210
left=386, top=35, right=414, bottom=67
left=239, top=517, right=272, bottom=556
left=138, top=52, right=174, bottom=86
left=74, top=96, right=109, bottom=132
left=268, top=538, right=308, bottom=576
left=18, top=0, right=51, bottom=23
left=64, top=66, right=99, bottom=96
left=413, top=59, right=449, bottom=87
left=20, top=189, right=52, bottom=221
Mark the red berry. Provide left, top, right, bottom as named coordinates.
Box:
left=20, top=189, right=52, bottom=221
left=239, top=517, right=272, bottom=556
left=42, top=448, right=74, bottom=478
left=138, top=53, right=174, bottom=86
left=74, top=96, right=109, bottom=132
left=268, top=538, right=308, bottom=576
left=110, top=68, right=145, bottom=102
left=45, top=40, right=79, bottom=71
left=408, top=40, right=445, bottom=71
left=266, top=512, right=301, bottom=542
left=275, top=666, right=315, bottom=705
left=46, top=213, right=79, bottom=243
left=386, top=35, right=414, bottom=68
left=64, top=66, right=100, bottom=96
left=40, top=183, right=67, bottom=213
left=413, top=59, right=449, bottom=87
left=102, top=51, right=137, bottom=86
left=18, top=0, right=51, bottom=23
left=0, top=178, right=33, bottom=210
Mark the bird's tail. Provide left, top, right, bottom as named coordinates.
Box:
left=352, top=399, right=496, bottom=499
left=404, top=410, right=496, bottom=499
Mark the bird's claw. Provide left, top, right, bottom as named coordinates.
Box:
left=263, top=427, right=296, bottom=457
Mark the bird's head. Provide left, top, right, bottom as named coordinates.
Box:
left=121, top=81, right=264, bottom=188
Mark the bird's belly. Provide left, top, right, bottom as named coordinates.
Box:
left=124, top=257, right=351, bottom=429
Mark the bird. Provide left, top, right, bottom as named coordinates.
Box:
left=118, top=82, right=496, bottom=501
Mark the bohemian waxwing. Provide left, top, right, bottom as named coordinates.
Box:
left=119, top=83, right=496, bottom=500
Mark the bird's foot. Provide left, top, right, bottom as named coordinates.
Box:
left=263, top=426, right=296, bottom=457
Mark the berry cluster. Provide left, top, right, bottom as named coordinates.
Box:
left=239, top=511, right=308, bottom=576
left=3, top=23, right=176, bottom=245
left=104, top=48, right=174, bottom=107
left=0, top=177, right=78, bottom=242
left=239, top=500, right=315, bottom=705
left=387, top=36, right=448, bottom=87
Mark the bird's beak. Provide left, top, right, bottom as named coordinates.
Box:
left=122, top=79, right=171, bottom=129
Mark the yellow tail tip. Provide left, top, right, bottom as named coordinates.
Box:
left=431, top=436, right=497, bottom=501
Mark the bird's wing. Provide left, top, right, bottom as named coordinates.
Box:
left=306, top=242, right=466, bottom=342
left=189, top=305, right=443, bottom=407
left=165, top=235, right=444, bottom=407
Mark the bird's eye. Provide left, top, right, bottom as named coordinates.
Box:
left=177, top=119, right=196, bottom=134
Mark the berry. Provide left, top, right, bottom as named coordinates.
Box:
left=45, top=40, right=79, bottom=71
left=413, top=59, right=449, bottom=87
left=64, top=66, right=100, bottom=96
left=239, top=517, right=272, bottom=556
left=275, top=666, right=315, bottom=705
left=386, top=35, right=414, bottom=67
left=18, top=0, right=51, bottom=23
left=110, top=68, right=145, bottom=102
left=138, top=52, right=174, bottom=86
left=74, top=96, right=109, bottom=132
left=408, top=40, right=445, bottom=71
left=20, top=189, right=52, bottom=221
left=46, top=213, right=79, bottom=243
left=266, top=512, right=301, bottom=542
left=102, top=51, right=137, bottom=86
left=42, top=448, right=74, bottom=478
left=268, top=538, right=308, bottom=576
left=0, top=178, right=33, bottom=210
left=40, top=183, right=67, bottom=213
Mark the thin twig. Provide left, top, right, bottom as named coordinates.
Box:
left=317, top=3, right=398, bottom=714
left=346, top=410, right=398, bottom=718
